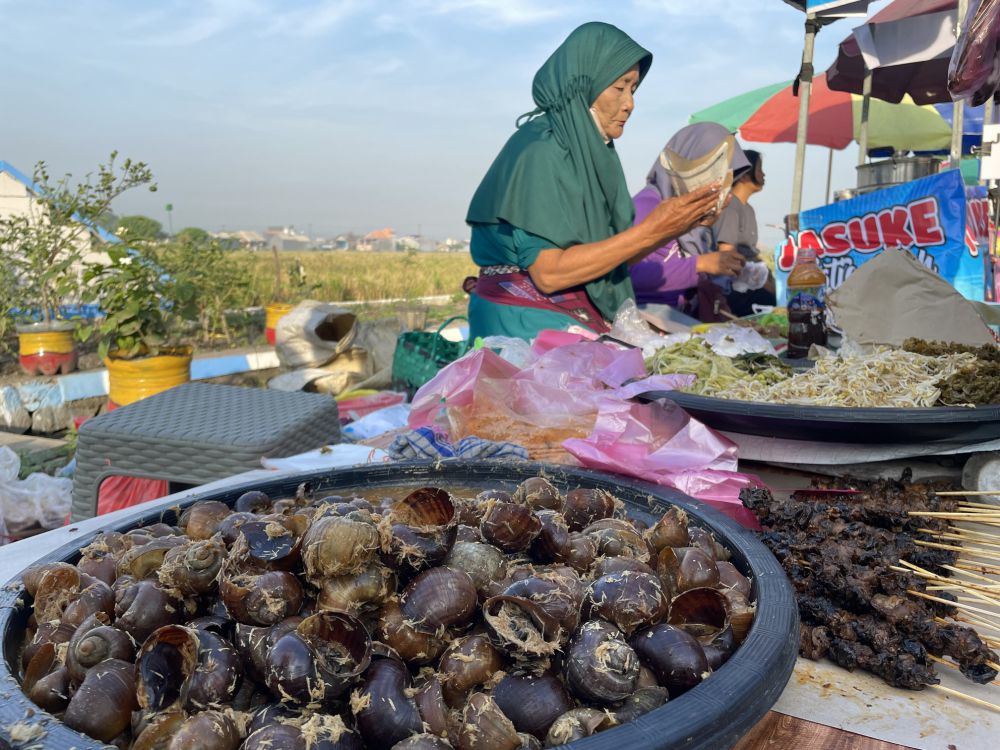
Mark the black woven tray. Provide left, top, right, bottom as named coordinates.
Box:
left=0, top=460, right=798, bottom=750
left=639, top=390, right=1000, bottom=444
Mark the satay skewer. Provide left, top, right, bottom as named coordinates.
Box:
left=936, top=490, right=1000, bottom=497
left=914, top=539, right=1000, bottom=561
left=926, top=654, right=1000, bottom=686
left=917, top=530, right=1000, bottom=550
left=953, top=560, right=1000, bottom=576
left=907, top=511, right=1000, bottom=521
left=907, top=589, right=1000, bottom=623
left=893, top=564, right=1000, bottom=596
left=930, top=684, right=1000, bottom=713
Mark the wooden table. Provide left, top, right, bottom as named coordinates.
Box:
left=734, top=713, right=914, bottom=750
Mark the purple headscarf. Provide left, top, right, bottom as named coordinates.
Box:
left=644, top=122, right=751, bottom=256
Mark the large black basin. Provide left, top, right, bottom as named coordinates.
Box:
left=0, top=460, right=798, bottom=750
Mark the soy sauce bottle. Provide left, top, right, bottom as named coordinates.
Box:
left=786, top=247, right=827, bottom=359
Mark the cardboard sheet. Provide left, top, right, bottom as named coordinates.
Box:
left=826, top=250, right=996, bottom=347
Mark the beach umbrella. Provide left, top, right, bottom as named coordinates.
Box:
left=826, top=0, right=959, bottom=105
left=690, top=74, right=954, bottom=152
left=782, top=1, right=876, bottom=228
left=691, top=72, right=954, bottom=202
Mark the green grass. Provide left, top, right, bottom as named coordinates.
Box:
left=237, top=249, right=477, bottom=305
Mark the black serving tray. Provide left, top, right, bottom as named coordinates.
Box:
left=639, top=390, right=1000, bottom=444
left=0, top=460, right=798, bottom=750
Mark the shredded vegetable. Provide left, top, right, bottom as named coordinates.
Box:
left=645, top=339, right=790, bottom=396
left=725, top=348, right=977, bottom=408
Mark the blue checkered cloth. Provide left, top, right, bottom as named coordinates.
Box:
left=388, top=427, right=529, bottom=461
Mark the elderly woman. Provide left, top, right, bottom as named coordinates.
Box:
left=630, top=122, right=750, bottom=321
left=464, top=22, right=721, bottom=341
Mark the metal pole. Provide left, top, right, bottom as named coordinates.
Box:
left=789, top=15, right=819, bottom=232
left=857, top=68, right=872, bottom=168
left=825, top=148, right=834, bottom=204
left=982, top=96, right=996, bottom=187
left=950, top=0, right=968, bottom=166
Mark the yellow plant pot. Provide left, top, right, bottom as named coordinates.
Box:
left=106, top=346, right=193, bottom=407
left=16, top=321, right=78, bottom=376
left=265, top=302, right=295, bottom=345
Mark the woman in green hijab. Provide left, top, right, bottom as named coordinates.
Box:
left=465, top=21, right=722, bottom=341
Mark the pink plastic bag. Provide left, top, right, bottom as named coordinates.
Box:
left=563, top=396, right=762, bottom=529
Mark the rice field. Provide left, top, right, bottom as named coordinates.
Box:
left=236, top=249, right=478, bottom=305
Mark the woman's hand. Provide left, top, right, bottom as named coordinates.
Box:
left=696, top=250, right=745, bottom=277
left=639, top=183, right=722, bottom=243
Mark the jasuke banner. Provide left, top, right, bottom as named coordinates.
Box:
left=775, top=170, right=991, bottom=302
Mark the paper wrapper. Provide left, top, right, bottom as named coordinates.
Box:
left=826, top=249, right=997, bottom=347
left=660, top=135, right=735, bottom=212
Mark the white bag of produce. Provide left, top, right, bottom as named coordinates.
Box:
left=0, top=446, right=73, bottom=535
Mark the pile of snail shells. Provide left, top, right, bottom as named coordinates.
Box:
left=16, top=478, right=755, bottom=750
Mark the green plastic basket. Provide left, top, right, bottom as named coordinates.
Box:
left=391, top=316, right=469, bottom=394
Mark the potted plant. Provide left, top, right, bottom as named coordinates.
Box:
left=77, top=211, right=198, bottom=408
left=0, top=153, right=155, bottom=376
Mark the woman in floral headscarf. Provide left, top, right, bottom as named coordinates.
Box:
left=464, top=22, right=722, bottom=341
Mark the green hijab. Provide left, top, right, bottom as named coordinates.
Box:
left=466, top=22, right=653, bottom=322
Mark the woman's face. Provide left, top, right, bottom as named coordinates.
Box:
left=591, top=64, right=640, bottom=140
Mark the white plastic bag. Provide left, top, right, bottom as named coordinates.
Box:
left=342, top=403, right=411, bottom=441
left=699, top=323, right=776, bottom=357
left=0, top=446, right=72, bottom=534
left=731, top=261, right=770, bottom=293
left=478, top=336, right=535, bottom=369
left=610, top=299, right=690, bottom=358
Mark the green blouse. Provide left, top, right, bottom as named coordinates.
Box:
left=467, top=221, right=582, bottom=341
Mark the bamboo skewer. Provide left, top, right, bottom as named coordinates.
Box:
left=936, top=490, right=1000, bottom=497
left=906, top=511, right=1000, bottom=520
left=925, top=527, right=1000, bottom=545
left=913, top=539, right=1000, bottom=562
left=958, top=500, right=1000, bottom=509
left=925, top=653, right=1000, bottom=686
left=907, top=589, right=1000, bottom=623
left=953, top=561, right=1000, bottom=576
left=930, top=684, right=1000, bottom=713
left=917, top=530, right=1000, bottom=550
left=940, top=563, right=1000, bottom=584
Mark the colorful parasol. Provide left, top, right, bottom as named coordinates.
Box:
left=689, top=73, right=954, bottom=152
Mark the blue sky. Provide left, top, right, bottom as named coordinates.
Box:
left=0, top=0, right=890, bottom=245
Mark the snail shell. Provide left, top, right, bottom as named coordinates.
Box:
left=352, top=657, right=424, bottom=748
left=612, top=685, right=669, bottom=724
left=717, top=561, right=752, bottom=599
left=676, top=548, right=721, bottom=593
left=583, top=571, right=668, bottom=635
left=180, top=499, right=232, bottom=540
left=63, top=657, right=137, bottom=742
left=382, top=487, right=458, bottom=574
left=301, top=514, right=381, bottom=579
left=564, top=619, right=640, bottom=704
left=645, top=507, right=690, bottom=551
left=244, top=714, right=364, bottom=750
left=61, top=579, right=115, bottom=628
left=168, top=710, right=242, bottom=750
left=66, top=613, right=135, bottom=686
left=117, top=537, right=186, bottom=580
left=237, top=520, right=302, bottom=570
left=22, top=642, right=70, bottom=713
left=400, top=566, right=477, bottom=632
left=480, top=501, right=542, bottom=553
left=458, top=692, right=534, bottom=750
left=317, top=563, right=397, bottom=614
left=630, top=623, right=709, bottom=698
left=235, top=489, right=272, bottom=514
left=561, top=532, right=597, bottom=573
left=220, top=568, right=304, bottom=626
left=545, top=708, right=616, bottom=746
left=115, top=579, right=185, bottom=643
left=377, top=599, right=448, bottom=665
left=528, top=510, right=570, bottom=564
left=492, top=671, right=574, bottom=739
left=157, top=537, right=227, bottom=595
left=392, top=735, right=454, bottom=750
left=439, top=632, right=505, bottom=708
left=561, top=488, right=619, bottom=531
left=266, top=610, right=372, bottom=705
left=512, top=477, right=562, bottom=511
left=582, top=518, right=651, bottom=562
left=482, top=595, right=562, bottom=659
left=444, top=541, right=507, bottom=601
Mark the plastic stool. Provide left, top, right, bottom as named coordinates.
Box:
left=71, top=382, right=340, bottom=521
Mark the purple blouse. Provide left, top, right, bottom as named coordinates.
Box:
left=630, top=187, right=698, bottom=307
